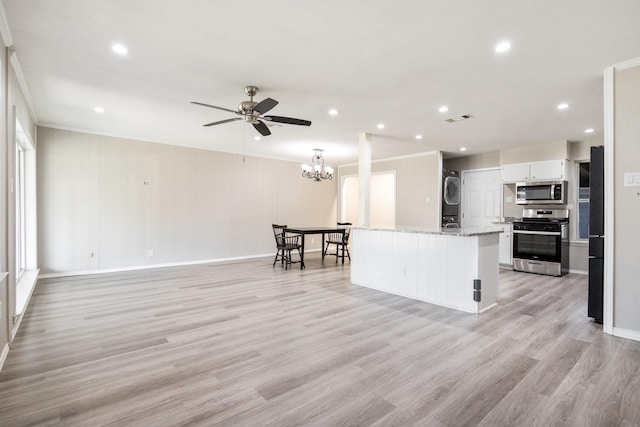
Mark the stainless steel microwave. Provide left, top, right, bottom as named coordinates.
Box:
left=515, top=181, right=566, bottom=205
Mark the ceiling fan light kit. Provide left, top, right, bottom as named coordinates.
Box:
left=445, top=114, right=473, bottom=123
left=191, top=86, right=312, bottom=136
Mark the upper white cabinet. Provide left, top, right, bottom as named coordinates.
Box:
left=529, top=160, right=566, bottom=181
left=501, top=159, right=567, bottom=183
left=501, top=163, right=531, bottom=182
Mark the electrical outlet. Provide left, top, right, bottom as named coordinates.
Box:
left=148, top=249, right=154, bottom=257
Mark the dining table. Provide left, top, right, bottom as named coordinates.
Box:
left=284, top=226, right=348, bottom=269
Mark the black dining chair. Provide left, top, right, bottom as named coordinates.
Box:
left=272, top=224, right=302, bottom=270
left=323, top=222, right=351, bottom=263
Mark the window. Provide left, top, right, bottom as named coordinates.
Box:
left=14, top=117, right=37, bottom=316
left=16, top=144, right=27, bottom=279
left=576, top=161, right=590, bottom=240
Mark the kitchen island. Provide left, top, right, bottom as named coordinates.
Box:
left=350, top=226, right=503, bottom=313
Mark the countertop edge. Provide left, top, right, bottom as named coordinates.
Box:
left=351, top=226, right=504, bottom=237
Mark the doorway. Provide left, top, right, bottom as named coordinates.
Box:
left=341, top=172, right=396, bottom=227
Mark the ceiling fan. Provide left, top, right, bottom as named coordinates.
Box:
left=191, top=85, right=312, bottom=136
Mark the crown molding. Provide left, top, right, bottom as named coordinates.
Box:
left=10, top=52, right=38, bottom=123
left=613, top=56, right=640, bottom=71
left=0, top=2, right=39, bottom=123
left=0, top=0, right=12, bottom=47
left=338, top=150, right=440, bottom=168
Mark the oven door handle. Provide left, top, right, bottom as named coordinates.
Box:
left=513, top=230, right=561, bottom=236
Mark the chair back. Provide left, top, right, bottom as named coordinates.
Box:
left=272, top=224, right=287, bottom=248
left=337, top=222, right=351, bottom=243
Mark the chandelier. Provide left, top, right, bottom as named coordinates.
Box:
left=301, top=149, right=333, bottom=182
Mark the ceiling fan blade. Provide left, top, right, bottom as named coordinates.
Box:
left=263, top=115, right=312, bottom=126
left=191, top=101, right=239, bottom=115
left=253, top=97, right=278, bottom=114
left=253, top=121, right=271, bottom=136
left=203, top=117, right=243, bottom=127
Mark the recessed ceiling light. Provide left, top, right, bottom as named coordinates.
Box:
left=438, top=106, right=449, bottom=113
left=415, top=134, right=423, bottom=140
left=112, top=43, right=128, bottom=55
left=460, top=147, right=467, bottom=152
left=377, top=123, right=385, bottom=129
left=254, top=136, right=261, bottom=141
left=557, top=103, right=570, bottom=110
left=495, top=41, right=511, bottom=53
left=94, top=107, right=104, bottom=113
left=585, top=128, right=594, bottom=134
left=328, top=109, right=338, bottom=116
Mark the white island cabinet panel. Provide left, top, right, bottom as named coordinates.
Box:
left=351, top=227, right=501, bottom=314
left=449, top=236, right=480, bottom=312
left=420, top=236, right=437, bottom=304
left=393, top=232, right=418, bottom=298
left=350, top=227, right=368, bottom=286
left=355, top=229, right=395, bottom=294
left=375, top=231, right=395, bottom=294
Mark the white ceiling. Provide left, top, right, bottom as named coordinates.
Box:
left=3, top=1, right=640, bottom=165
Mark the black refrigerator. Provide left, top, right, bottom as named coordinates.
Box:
left=588, top=146, right=604, bottom=323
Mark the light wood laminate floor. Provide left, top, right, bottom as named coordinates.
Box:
left=1, top=253, right=640, bottom=426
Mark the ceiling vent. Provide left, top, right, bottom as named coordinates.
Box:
left=445, top=114, right=473, bottom=123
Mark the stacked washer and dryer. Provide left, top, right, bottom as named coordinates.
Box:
left=442, top=169, right=460, bottom=228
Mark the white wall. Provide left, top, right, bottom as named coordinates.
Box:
left=499, top=140, right=569, bottom=165
left=339, top=152, right=441, bottom=229
left=36, top=127, right=338, bottom=274
left=0, top=48, right=7, bottom=364
left=613, top=62, right=640, bottom=333
left=444, top=151, right=500, bottom=172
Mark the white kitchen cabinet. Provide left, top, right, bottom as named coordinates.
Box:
left=529, top=159, right=566, bottom=181
left=501, top=159, right=567, bottom=183
left=501, top=163, right=530, bottom=182
left=498, top=224, right=512, bottom=266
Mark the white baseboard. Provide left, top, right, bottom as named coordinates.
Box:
left=38, top=249, right=322, bottom=279
left=613, top=327, right=640, bottom=342
left=569, top=269, right=588, bottom=275
left=0, top=343, right=9, bottom=373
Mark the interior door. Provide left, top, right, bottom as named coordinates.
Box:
left=461, top=169, right=501, bottom=228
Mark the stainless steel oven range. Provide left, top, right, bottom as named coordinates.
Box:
left=512, top=208, right=569, bottom=276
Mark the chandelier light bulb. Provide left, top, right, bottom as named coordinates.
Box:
left=301, top=149, right=333, bottom=182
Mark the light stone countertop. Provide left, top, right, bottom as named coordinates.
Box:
left=351, top=225, right=504, bottom=237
